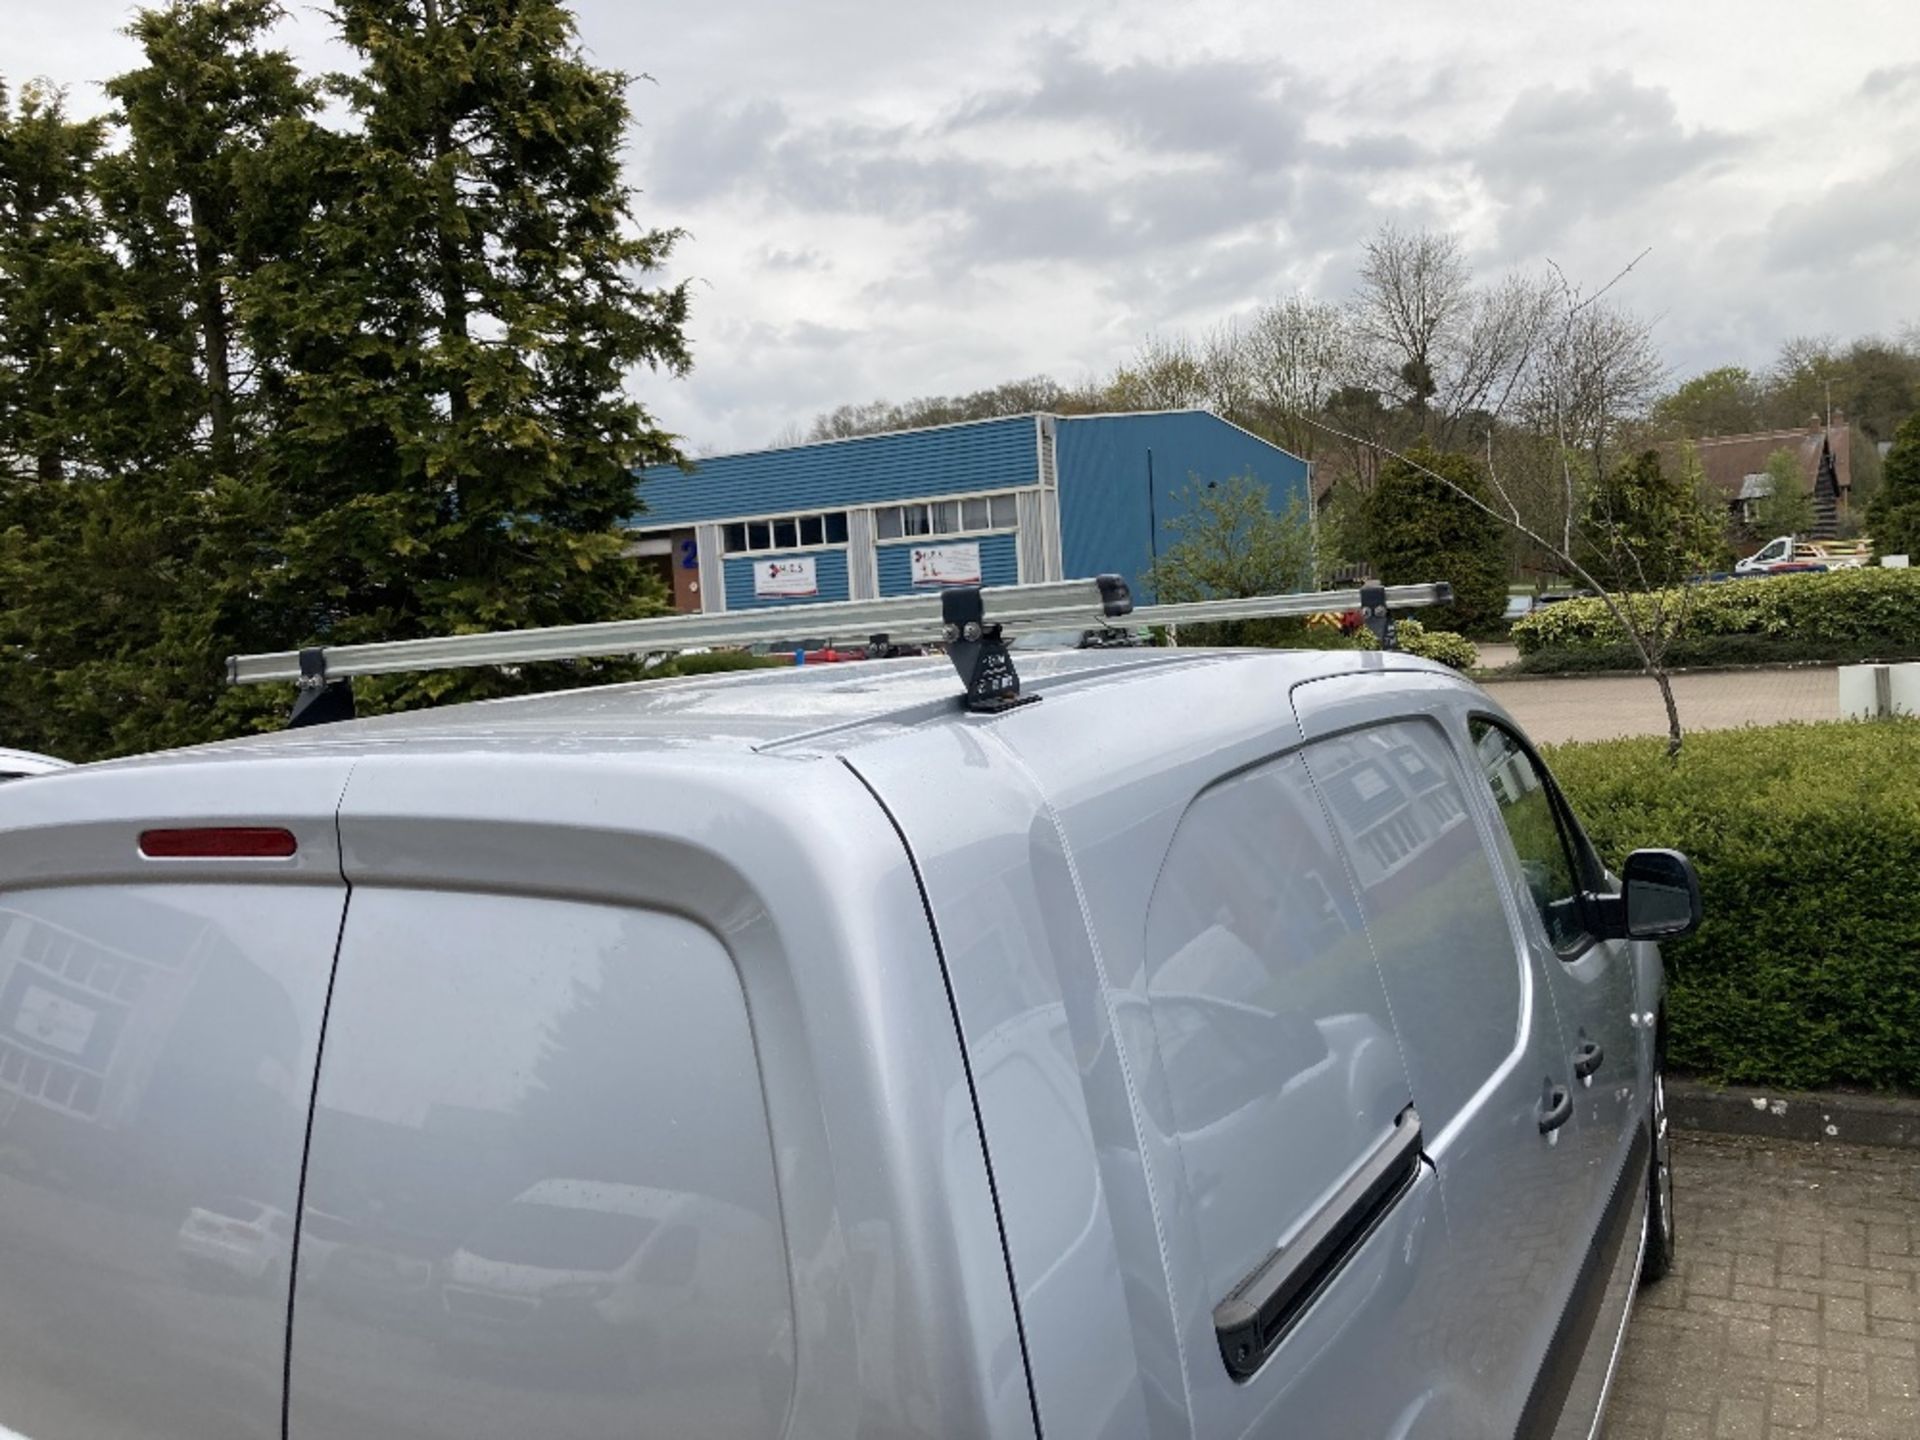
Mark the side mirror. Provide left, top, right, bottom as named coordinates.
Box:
left=1618, top=848, right=1702, bottom=941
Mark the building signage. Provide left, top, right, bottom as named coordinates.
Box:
left=910, top=542, right=983, bottom=587
left=755, top=557, right=818, bottom=598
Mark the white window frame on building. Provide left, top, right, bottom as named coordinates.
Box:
left=721, top=510, right=851, bottom=555
left=873, top=491, right=1019, bottom=542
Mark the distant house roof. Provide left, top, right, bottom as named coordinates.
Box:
left=1736, top=473, right=1773, bottom=501
left=1670, top=422, right=1852, bottom=502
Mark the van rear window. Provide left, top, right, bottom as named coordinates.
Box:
left=288, top=890, right=794, bottom=1438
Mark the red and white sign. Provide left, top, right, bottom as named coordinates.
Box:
left=910, top=542, right=983, bottom=587
left=755, top=557, right=818, bottom=598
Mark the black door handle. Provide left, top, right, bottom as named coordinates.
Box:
left=1538, top=1085, right=1573, bottom=1134
left=1214, top=1105, right=1423, bottom=1379
left=1573, top=1040, right=1604, bottom=1079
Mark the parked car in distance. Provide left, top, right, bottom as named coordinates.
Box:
left=1734, top=535, right=1870, bottom=576
left=0, top=641, right=1700, bottom=1439
left=177, top=1196, right=297, bottom=1287
left=0, top=747, right=68, bottom=782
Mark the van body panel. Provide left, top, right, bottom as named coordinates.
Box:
left=847, top=727, right=1168, bottom=1440
left=854, top=655, right=1473, bottom=1439
left=320, top=752, right=1033, bottom=1440
left=1451, top=708, right=1654, bottom=1437
left=1293, top=668, right=1653, bottom=1438
left=0, top=756, right=354, bottom=1440
left=979, top=657, right=1459, bottom=1438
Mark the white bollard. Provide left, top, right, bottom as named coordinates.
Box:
left=1840, top=662, right=1920, bottom=718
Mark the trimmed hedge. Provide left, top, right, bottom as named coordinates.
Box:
left=1512, top=568, right=1920, bottom=658
left=1514, top=634, right=1920, bottom=675
left=1547, top=720, right=1920, bottom=1091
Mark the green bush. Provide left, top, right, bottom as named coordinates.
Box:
left=1361, top=443, right=1509, bottom=633
left=1399, top=622, right=1477, bottom=671
left=1547, top=720, right=1920, bottom=1091
left=1870, top=411, right=1920, bottom=561
left=1515, top=633, right=1920, bottom=675
left=1511, top=567, right=1920, bottom=658
left=1356, top=618, right=1477, bottom=670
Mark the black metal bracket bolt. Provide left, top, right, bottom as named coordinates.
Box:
left=1359, top=580, right=1399, bottom=652
left=941, top=586, right=1040, bottom=713
left=288, top=647, right=357, bottom=729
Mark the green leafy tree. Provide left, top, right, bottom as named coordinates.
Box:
left=1753, top=446, right=1815, bottom=538
left=1870, top=412, right=1920, bottom=560
left=1651, top=366, right=1766, bottom=438
left=232, top=0, right=690, bottom=712
left=1143, top=474, right=1316, bottom=645
left=1361, top=442, right=1508, bottom=632
left=1766, top=335, right=1920, bottom=443
left=1578, top=449, right=1727, bottom=590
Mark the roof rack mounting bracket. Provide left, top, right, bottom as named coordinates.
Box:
left=1359, top=578, right=1454, bottom=653
left=288, top=647, right=356, bottom=729
left=1096, top=573, right=1134, bottom=618
left=941, top=586, right=1040, bottom=714
left=1359, top=581, right=1397, bottom=651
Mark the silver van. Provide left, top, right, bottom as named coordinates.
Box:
left=0, top=640, right=1698, bottom=1439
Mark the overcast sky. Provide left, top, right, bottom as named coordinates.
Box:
left=14, top=0, right=1920, bottom=453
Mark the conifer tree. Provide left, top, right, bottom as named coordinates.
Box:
left=240, top=0, right=689, bottom=709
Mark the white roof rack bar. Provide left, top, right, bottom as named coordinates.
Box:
left=227, top=578, right=1453, bottom=686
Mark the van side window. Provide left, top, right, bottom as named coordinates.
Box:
left=1303, top=721, right=1522, bottom=1134
left=1468, top=719, right=1590, bottom=953
left=1143, top=752, right=1410, bottom=1308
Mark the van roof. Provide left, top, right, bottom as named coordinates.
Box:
left=97, top=646, right=1448, bottom=770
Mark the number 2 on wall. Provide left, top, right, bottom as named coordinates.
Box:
left=679, top=539, right=698, bottom=570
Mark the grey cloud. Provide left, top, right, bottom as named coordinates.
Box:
left=759, top=246, right=828, bottom=272
left=649, top=36, right=1423, bottom=288
left=1765, top=157, right=1920, bottom=273
left=952, top=37, right=1317, bottom=173
left=1861, top=63, right=1920, bottom=99
left=651, top=99, right=789, bottom=202
left=1471, top=71, right=1742, bottom=256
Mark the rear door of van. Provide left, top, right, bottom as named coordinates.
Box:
left=284, top=749, right=1031, bottom=1440
left=0, top=754, right=355, bottom=1440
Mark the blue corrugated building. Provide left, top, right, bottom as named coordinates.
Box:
left=627, top=410, right=1311, bottom=614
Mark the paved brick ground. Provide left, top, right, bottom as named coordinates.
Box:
left=1480, top=668, right=1840, bottom=745
left=1608, top=1131, right=1920, bottom=1438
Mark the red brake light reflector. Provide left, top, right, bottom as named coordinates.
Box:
left=139, top=827, right=298, bottom=859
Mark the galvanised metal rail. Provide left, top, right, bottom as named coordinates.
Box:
left=227, top=579, right=1454, bottom=685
